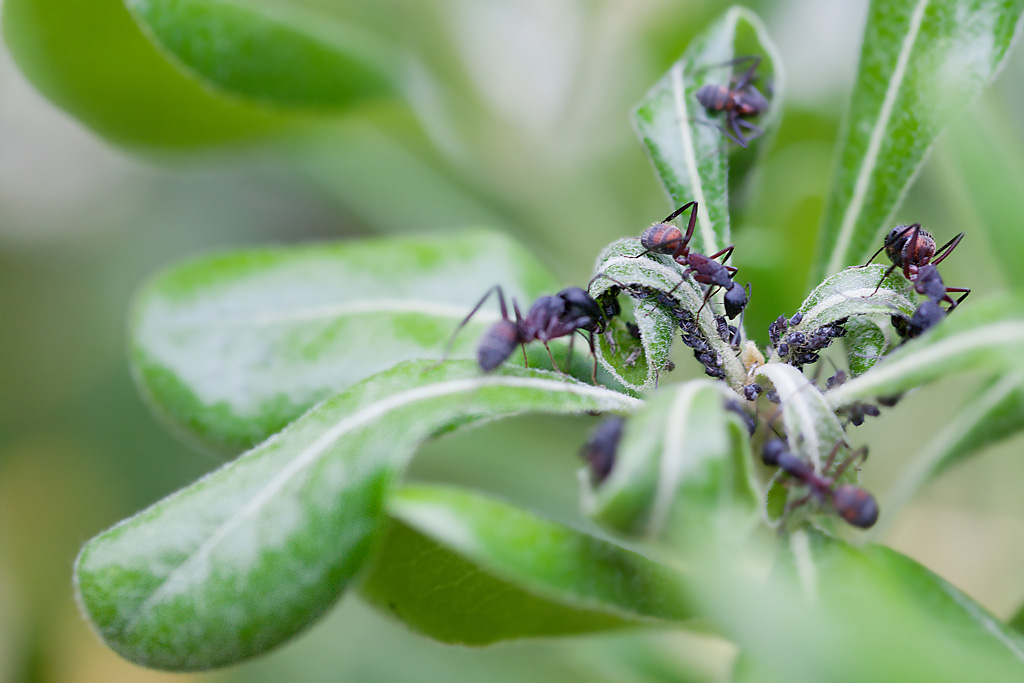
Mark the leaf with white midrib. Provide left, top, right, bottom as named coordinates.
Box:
left=827, top=295, right=1024, bottom=407
left=131, top=231, right=565, bottom=454
left=631, top=6, right=784, bottom=257
left=815, top=0, right=1024, bottom=280
left=74, top=361, right=640, bottom=671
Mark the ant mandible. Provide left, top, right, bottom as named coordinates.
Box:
left=634, top=201, right=749, bottom=319
left=695, top=55, right=769, bottom=148
left=762, top=438, right=879, bottom=529
left=440, top=285, right=608, bottom=383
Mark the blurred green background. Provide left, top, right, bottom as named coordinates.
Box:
left=3, top=0, right=1024, bottom=680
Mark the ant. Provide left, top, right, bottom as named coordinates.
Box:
left=579, top=416, right=625, bottom=484
left=441, top=285, right=609, bottom=383
left=695, top=55, right=769, bottom=148
left=762, top=438, right=879, bottom=529
left=863, top=224, right=970, bottom=304
left=634, top=201, right=749, bottom=319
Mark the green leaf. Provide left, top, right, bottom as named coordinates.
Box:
left=1009, top=602, right=1024, bottom=636
left=125, top=0, right=399, bottom=108
left=827, top=294, right=1024, bottom=407
left=131, top=232, right=563, bottom=453
left=73, top=360, right=640, bottom=671
left=589, top=239, right=746, bottom=391
left=878, top=370, right=1024, bottom=532
left=360, top=484, right=693, bottom=645
left=632, top=6, right=783, bottom=257
left=582, top=380, right=759, bottom=541
left=724, top=530, right=1024, bottom=681
left=815, top=0, right=1024, bottom=279
left=1, top=0, right=289, bottom=148
left=844, top=316, right=898, bottom=378
left=771, top=264, right=915, bottom=364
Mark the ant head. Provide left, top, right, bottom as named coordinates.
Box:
left=477, top=320, right=521, bottom=371
left=724, top=281, right=749, bottom=319
left=762, top=438, right=787, bottom=467
left=831, top=485, right=879, bottom=529
left=885, top=224, right=936, bottom=267
left=558, top=287, right=603, bottom=329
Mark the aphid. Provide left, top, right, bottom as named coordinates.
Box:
left=695, top=55, right=769, bottom=148
left=725, top=398, right=757, bottom=436
left=579, top=416, right=625, bottom=483
left=742, top=383, right=762, bottom=401
left=442, top=285, right=608, bottom=381
left=837, top=401, right=881, bottom=427
left=761, top=438, right=879, bottom=529
left=635, top=202, right=749, bottom=319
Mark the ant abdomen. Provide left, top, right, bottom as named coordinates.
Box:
left=695, top=84, right=729, bottom=111
left=640, top=223, right=684, bottom=254
left=477, top=320, right=522, bottom=372
left=832, top=485, right=879, bottom=529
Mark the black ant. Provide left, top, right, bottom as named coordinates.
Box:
left=887, top=264, right=969, bottom=340
left=762, top=438, right=879, bottom=529
left=579, top=416, right=625, bottom=484
left=695, top=55, right=769, bottom=148
left=441, top=286, right=609, bottom=382
left=863, top=224, right=970, bottom=305
left=634, top=201, right=749, bottom=319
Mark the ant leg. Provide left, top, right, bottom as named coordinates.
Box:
left=566, top=332, right=576, bottom=371
left=628, top=202, right=699, bottom=259
left=707, top=245, right=736, bottom=264
left=584, top=330, right=599, bottom=385
left=696, top=285, right=718, bottom=316
left=521, top=343, right=529, bottom=368
left=736, top=119, right=764, bottom=144
left=870, top=264, right=898, bottom=296
left=692, top=116, right=747, bottom=147
left=732, top=55, right=762, bottom=91
left=436, top=285, right=507, bottom=367
left=729, top=116, right=751, bottom=148
left=543, top=341, right=563, bottom=374
left=944, top=287, right=971, bottom=311
left=831, top=445, right=869, bottom=482
left=823, top=440, right=848, bottom=473
left=931, top=232, right=965, bottom=265
left=666, top=268, right=695, bottom=295
left=661, top=201, right=698, bottom=225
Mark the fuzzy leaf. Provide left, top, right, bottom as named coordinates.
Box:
left=131, top=232, right=563, bottom=453
left=815, top=0, right=1024, bottom=279
left=880, top=371, right=1024, bottom=530
left=73, top=361, right=640, bottom=671
left=125, top=0, right=399, bottom=108
left=589, top=239, right=746, bottom=391
left=632, top=6, right=783, bottom=257
left=726, top=530, right=1024, bottom=680
left=581, top=380, right=759, bottom=540
left=1, top=0, right=289, bottom=148
left=828, top=294, right=1024, bottom=406
left=844, top=316, right=899, bottom=378
left=360, top=484, right=692, bottom=645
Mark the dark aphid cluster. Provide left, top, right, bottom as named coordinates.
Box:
left=769, top=311, right=847, bottom=369
left=675, top=307, right=727, bottom=379
left=695, top=55, right=769, bottom=148
left=715, top=314, right=741, bottom=349
left=635, top=201, right=750, bottom=319
left=579, top=416, right=625, bottom=484
left=762, top=438, right=879, bottom=529
left=441, top=285, right=611, bottom=382
left=863, top=224, right=970, bottom=340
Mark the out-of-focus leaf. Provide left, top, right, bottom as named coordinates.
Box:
left=632, top=6, right=783, bottom=257
left=878, top=370, right=1024, bottom=532
left=722, top=529, right=1024, bottom=682
left=589, top=239, right=746, bottom=392
left=125, top=0, right=399, bottom=108
left=582, top=380, right=758, bottom=540
left=827, top=294, right=1024, bottom=406
left=815, top=0, right=1024, bottom=280
left=844, top=316, right=898, bottom=378
left=1009, top=602, right=1024, bottom=636
left=74, top=361, right=640, bottom=671
left=360, top=484, right=692, bottom=645
left=1, top=0, right=289, bottom=148
left=131, top=232, right=563, bottom=453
